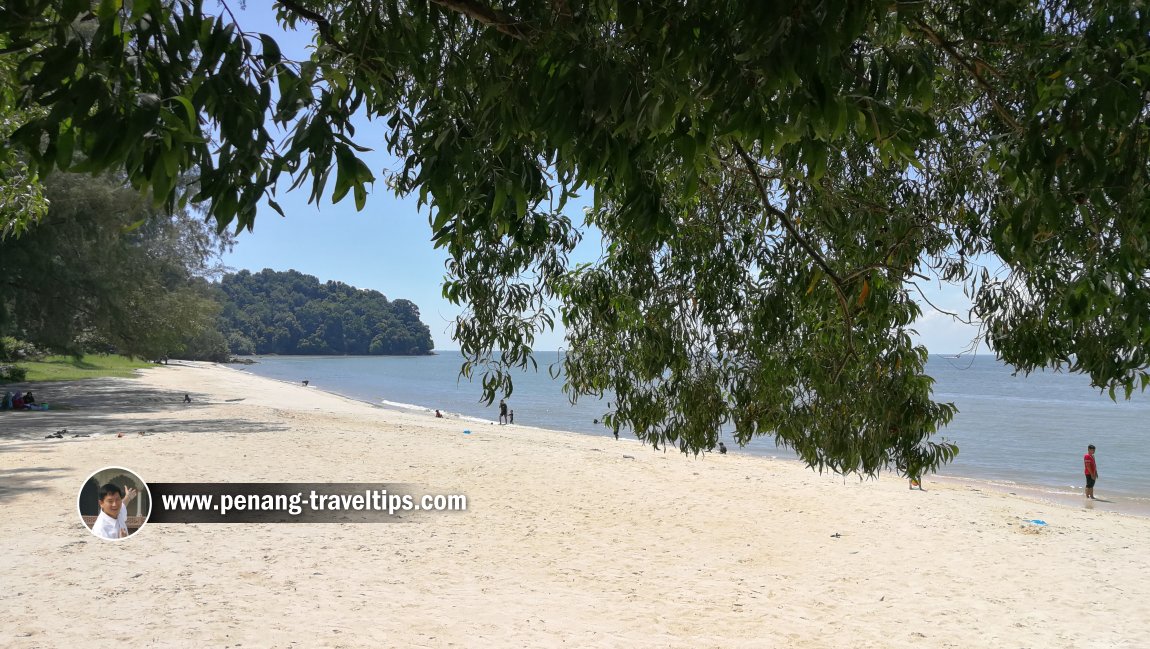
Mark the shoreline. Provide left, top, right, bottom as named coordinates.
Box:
left=225, top=360, right=1150, bottom=518
left=4, top=362, right=1150, bottom=647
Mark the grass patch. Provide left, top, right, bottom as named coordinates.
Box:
left=6, top=354, right=154, bottom=383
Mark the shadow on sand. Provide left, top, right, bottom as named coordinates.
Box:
left=0, top=463, right=69, bottom=498
left=0, top=377, right=287, bottom=441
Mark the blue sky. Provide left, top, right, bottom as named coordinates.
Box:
left=220, top=4, right=985, bottom=354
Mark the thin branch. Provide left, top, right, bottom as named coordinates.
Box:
left=274, top=0, right=396, bottom=89
left=277, top=0, right=339, bottom=46
left=844, top=264, right=930, bottom=284
left=909, top=280, right=978, bottom=324
left=216, top=0, right=248, bottom=39
left=430, top=0, right=529, bottom=40
left=0, top=43, right=36, bottom=55
left=733, top=143, right=846, bottom=291
left=912, top=18, right=1022, bottom=133
left=734, top=143, right=858, bottom=381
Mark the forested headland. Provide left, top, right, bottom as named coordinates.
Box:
left=217, top=269, right=434, bottom=357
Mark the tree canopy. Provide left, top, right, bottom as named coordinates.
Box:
left=217, top=268, right=434, bottom=356
left=0, top=52, right=47, bottom=237
left=2, top=1, right=1149, bottom=477
left=0, top=172, right=229, bottom=359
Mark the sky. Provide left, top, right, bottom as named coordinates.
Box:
left=219, top=4, right=985, bottom=354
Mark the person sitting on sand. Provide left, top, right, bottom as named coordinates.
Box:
left=91, top=483, right=138, bottom=540
left=718, top=442, right=727, bottom=454
left=183, top=393, right=191, bottom=403
left=435, top=409, right=444, bottom=418
left=22, top=391, right=35, bottom=406
left=12, top=392, right=24, bottom=410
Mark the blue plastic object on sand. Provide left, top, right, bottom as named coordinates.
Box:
left=463, top=430, right=471, bottom=435
left=1025, top=519, right=1047, bottom=526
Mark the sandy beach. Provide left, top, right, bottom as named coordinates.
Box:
left=2, top=362, right=1149, bottom=648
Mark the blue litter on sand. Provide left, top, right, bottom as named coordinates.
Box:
left=463, top=430, right=471, bottom=435
left=1025, top=519, right=1047, bottom=526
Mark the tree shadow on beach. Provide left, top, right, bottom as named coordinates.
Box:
left=0, top=464, right=68, bottom=498
left=0, top=378, right=287, bottom=441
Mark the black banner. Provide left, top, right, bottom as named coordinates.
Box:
left=147, top=483, right=438, bottom=523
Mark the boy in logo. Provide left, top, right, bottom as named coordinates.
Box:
left=92, top=483, right=138, bottom=540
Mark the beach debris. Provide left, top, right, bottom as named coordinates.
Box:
left=1018, top=518, right=1048, bottom=535
left=44, top=431, right=64, bottom=439
left=830, top=533, right=842, bottom=538
left=622, top=454, right=635, bottom=459
left=71, top=433, right=90, bottom=438
left=116, top=432, right=124, bottom=438
left=462, top=429, right=471, bottom=435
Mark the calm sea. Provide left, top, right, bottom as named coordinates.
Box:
left=236, top=353, right=1150, bottom=509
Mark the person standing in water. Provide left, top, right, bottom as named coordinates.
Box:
left=1084, top=444, right=1099, bottom=499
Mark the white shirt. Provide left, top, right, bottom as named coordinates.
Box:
left=92, top=505, right=128, bottom=539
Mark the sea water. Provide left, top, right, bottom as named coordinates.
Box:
left=237, top=353, right=1150, bottom=507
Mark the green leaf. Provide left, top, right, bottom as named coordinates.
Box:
left=97, top=0, right=123, bottom=21
left=130, top=0, right=154, bottom=21
left=260, top=33, right=282, bottom=66
left=55, top=130, right=75, bottom=170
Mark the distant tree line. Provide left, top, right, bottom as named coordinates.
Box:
left=216, top=269, right=434, bottom=356
left=0, top=173, right=432, bottom=365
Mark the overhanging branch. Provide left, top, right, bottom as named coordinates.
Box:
left=430, top=0, right=529, bottom=40
left=733, top=143, right=846, bottom=291
left=277, top=0, right=339, bottom=45
left=913, top=18, right=1022, bottom=133
left=734, top=142, right=859, bottom=378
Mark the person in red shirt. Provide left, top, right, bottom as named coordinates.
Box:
left=1084, top=444, right=1099, bottom=499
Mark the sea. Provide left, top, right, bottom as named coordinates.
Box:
left=235, top=352, right=1150, bottom=512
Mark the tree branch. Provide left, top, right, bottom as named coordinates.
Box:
left=734, top=143, right=858, bottom=380
left=733, top=143, right=846, bottom=291
left=912, top=18, right=1022, bottom=133
left=909, top=280, right=979, bottom=325
left=277, top=0, right=339, bottom=46
left=273, top=0, right=396, bottom=88
left=430, top=0, right=529, bottom=40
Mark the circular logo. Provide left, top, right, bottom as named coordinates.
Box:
left=78, top=467, right=152, bottom=541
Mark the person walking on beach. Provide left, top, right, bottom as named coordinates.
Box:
left=499, top=399, right=508, bottom=424
left=1084, top=444, right=1099, bottom=499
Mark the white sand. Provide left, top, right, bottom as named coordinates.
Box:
left=2, top=362, right=1149, bottom=648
